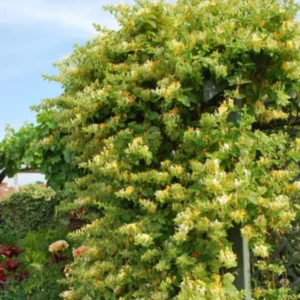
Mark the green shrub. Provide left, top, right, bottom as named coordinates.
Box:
left=0, top=226, right=22, bottom=246
left=0, top=184, right=58, bottom=236
left=1, top=227, right=71, bottom=300
left=14, top=227, right=71, bottom=300
left=17, top=263, right=67, bottom=300
left=0, top=184, right=70, bottom=299
left=18, top=227, right=69, bottom=264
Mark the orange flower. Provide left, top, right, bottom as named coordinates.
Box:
left=73, top=245, right=89, bottom=258
left=70, top=210, right=77, bottom=217
left=192, top=252, right=200, bottom=258
left=80, top=208, right=87, bottom=215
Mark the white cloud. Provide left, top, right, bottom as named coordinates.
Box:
left=0, top=0, right=131, bottom=38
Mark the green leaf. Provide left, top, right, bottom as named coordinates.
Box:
left=149, top=111, right=160, bottom=120
left=144, top=20, right=157, bottom=29
left=177, top=95, right=190, bottom=107
left=276, top=90, right=290, bottom=106
left=187, top=92, right=198, bottom=104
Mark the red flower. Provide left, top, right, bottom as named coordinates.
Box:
left=70, top=210, right=77, bottom=217
left=0, top=244, right=23, bottom=258
left=192, top=252, right=200, bottom=258
left=0, top=245, right=12, bottom=257
left=3, top=260, right=20, bottom=272
left=9, top=245, right=24, bottom=257
left=72, top=245, right=89, bottom=258
left=80, top=208, right=87, bottom=215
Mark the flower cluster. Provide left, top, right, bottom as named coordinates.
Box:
left=72, top=245, right=89, bottom=258
left=49, top=240, right=69, bottom=253
left=218, top=247, right=237, bottom=269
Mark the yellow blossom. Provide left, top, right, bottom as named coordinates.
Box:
left=49, top=240, right=69, bottom=253
left=218, top=247, right=237, bottom=268
left=230, top=210, right=246, bottom=223
left=253, top=245, right=269, bottom=258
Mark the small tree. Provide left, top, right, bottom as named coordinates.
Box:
left=1, top=0, right=300, bottom=298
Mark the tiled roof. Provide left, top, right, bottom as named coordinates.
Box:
left=0, top=183, right=15, bottom=200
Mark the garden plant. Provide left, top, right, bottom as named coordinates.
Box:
left=0, top=0, right=300, bottom=299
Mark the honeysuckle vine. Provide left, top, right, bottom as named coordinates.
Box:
left=0, top=0, right=299, bottom=299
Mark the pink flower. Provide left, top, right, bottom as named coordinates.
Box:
left=72, top=245, right=89, bottom=258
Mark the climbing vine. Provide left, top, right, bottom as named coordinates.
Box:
left=0, top=0, right=299, bottom=299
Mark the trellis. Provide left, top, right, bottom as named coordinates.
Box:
left=204, top=79, right=300, bottom=298
left=251, top=224, right=300, bottom=295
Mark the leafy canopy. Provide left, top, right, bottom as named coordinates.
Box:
left=1, top=0, right=300, bottom=299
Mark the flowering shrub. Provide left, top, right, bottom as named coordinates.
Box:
left=0, top=0, right=300, bottom=299
left=48, top=0, right=299, bottom=298
left=14, top=227, right=71, bottom=300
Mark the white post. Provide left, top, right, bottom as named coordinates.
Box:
left=229, top=225, right=252, bottom=299
left=243, top=238, right=252, bottom=300
left=13, top=174, right=19, bottom=191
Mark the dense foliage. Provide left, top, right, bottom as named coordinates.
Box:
left=0, top=121, right=80, bottom=189
left=0, top=187, right=71, bottom=299
left=0, top=185, right=58, bottom=236
left=1, top=0, right=300, bottom=299
left=0, top=228, right=71, bottom=300
left=16, top=228, right=71, bottom=300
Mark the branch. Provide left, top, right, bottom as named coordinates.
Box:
left=0, top=168, right=7, bottom=184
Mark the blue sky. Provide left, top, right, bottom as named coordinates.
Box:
left=1, top=0, right=294, bottom=139
left=0, top=0, right=134, bottom=185
left=0, top=0, right=136, bottom=139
